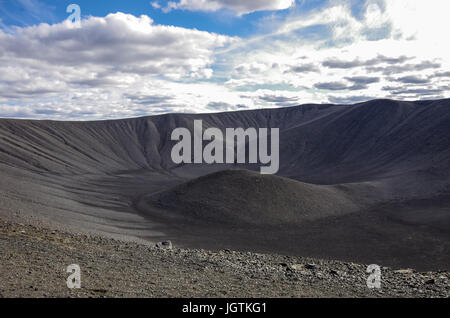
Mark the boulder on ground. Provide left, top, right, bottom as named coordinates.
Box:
left=156, top=241, right=173, bottom=250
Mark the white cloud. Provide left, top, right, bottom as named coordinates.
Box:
left=159, top=0, right=295, bottom=15
left=217, top=0, right=450, bottom=104
left=151, top=2, right=161, bottom=9
left=1, top=1, right=450, bottom=120
left=0, top=13, right=232, bottom=78
left=0, top=12, right=240, bottom=119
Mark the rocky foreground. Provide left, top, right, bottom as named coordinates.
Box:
left=0, top=218, right=448, bottom=298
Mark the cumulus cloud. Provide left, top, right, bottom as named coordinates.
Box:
left=322, top=55, right=412, bottom=69
left=314, top=82, right=350, bottom=91
left=322, top=58, right=368, bottom=69
left=328, top=95, right=375, bottom=104
left=388, top=88, right=443, bottom=96
left=206, top=101, right=236, bottom=111
left=285, top=63, right=320, bottom=73
left=366, top=60, right=441, bottom=75
left=2, top=0, right=450, bottom=120
left=397, top=75, right=429, bottom=84
left=314, top=81, right=367, bottom=91
left=259, top=94, right=299, bottom=106
left=0, top=12, right=239, bottom=119
left=434, top=71, right=450, bottom=78
left=218, top=0, right=450, bottom=106
left=0, top=13, right=231, bottom=79
left=345, top=76, right=380, bottom=85
left=124, top=94, right=175, bottom=106
left=155, top=0, right=295, bottom=15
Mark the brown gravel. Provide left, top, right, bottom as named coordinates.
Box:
left=0, top=218, right=448, bottom=298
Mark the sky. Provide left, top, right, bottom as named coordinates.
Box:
left=0, top=0, right=449, bottom=120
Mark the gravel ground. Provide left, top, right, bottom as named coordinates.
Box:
left=0, top=218, right=448, bottom=298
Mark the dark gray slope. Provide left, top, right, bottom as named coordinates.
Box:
left=0, top=103, right=346, bottom=175
left=279, top=99, right=450, bottom=186
left=138, top=170, right=359, bottom=226
left=135, top=169, right=450, bottom=271
left=0, top=98, right=449, bottom=270
left=1, top=99, right=448, bottom=185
